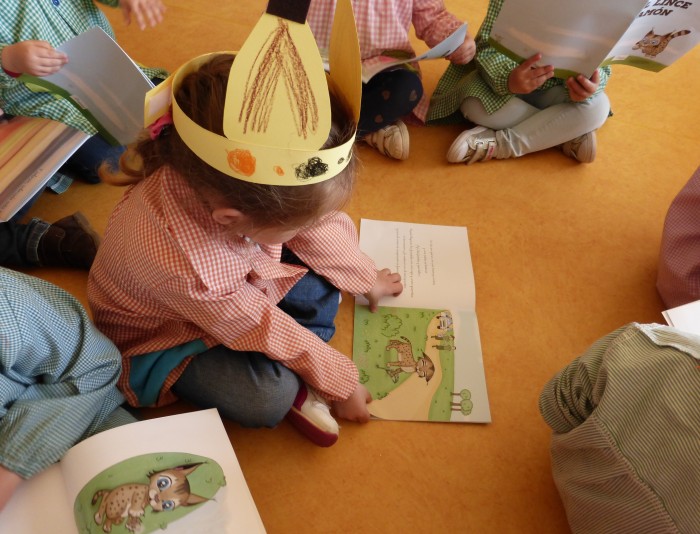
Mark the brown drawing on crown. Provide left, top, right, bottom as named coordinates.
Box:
left=238, top=19, right=319, bottom=139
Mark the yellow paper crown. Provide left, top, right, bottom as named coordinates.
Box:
left=143, top=0, right=361, bottom=186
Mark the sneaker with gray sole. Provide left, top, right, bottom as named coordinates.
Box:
left=446, top=126, right=498, bottom=164
left=559, top=131, right=596, bottom=163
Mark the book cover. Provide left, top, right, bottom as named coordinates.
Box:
left=353, top=219, right=491, bottom=423
left=20, top=27, right=154, bottom=146
left=0, top=409, right=266, bottom=534
left=489, top=0, right=699, bottom=77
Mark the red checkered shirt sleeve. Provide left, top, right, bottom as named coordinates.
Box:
left=287, top=211, right=378, bottom=296
left=657, top=166, right=700, bottom=309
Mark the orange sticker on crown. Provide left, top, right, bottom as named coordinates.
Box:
left=226, top=149, right=256, bottom=177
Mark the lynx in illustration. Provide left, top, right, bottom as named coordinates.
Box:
left=92, top=463, right=209, bottom=533
left=379, top=336, right=435, bottom=383
left=632, top=29, right=691, bottom=58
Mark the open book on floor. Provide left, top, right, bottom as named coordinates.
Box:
left=0, top=114, right=89, bottom=222
left=489, top=0, right=700, bottom=77
left=353, top=219, right=491, bottom=423
left=0, top=409, right=266, bottom=534
left=20, top=27, right=154, bottom=146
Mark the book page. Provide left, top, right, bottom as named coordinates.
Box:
left=0, top=116, right=88, bottom=222
left=20, top=27, right=153, bottom=146
left=489, top=0, right=646, bottom=77
left=663, top=299, right=700, bottom=336
left=0, top=410, right=267, bottom=534
left=0, top=465, right=74, bottom=534
left=360, top=23, right=468, bottom=82
left=353, top=220, right=491, bottom=423
left=607, top=1, right=700, bottom=71
left=62, top=409, right=265, bottom=534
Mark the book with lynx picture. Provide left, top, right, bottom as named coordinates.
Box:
left=0, top=409, right=266, bottom=534
left=353, top=219, right=491, bottom=424
left=489, top=0, right=700, bottom=78
left=19, top=27, right=154, bottom=147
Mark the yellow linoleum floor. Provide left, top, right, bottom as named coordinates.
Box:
left=18, top=1, right=700, bottom=532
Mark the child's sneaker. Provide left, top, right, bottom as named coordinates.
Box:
left=286, top=383, right=339, bottom=447
left=363, top=120, right=409, bottom=160
left=446, top=126, right=497, bottom=164
left=559, top=131, right=596, bottom=163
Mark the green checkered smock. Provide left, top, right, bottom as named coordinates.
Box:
left=427, top=0, right=612, bottom=125
left=0, top=268, right=135, bottom=479
left=0, top=0, right=167, bottom=135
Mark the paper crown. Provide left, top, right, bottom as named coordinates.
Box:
left=143, top=0, right=361, bottom=186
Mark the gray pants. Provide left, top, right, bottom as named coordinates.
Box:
left=461, top=86, right=611, bottom=159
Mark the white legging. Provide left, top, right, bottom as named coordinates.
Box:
left=460, top=86, right=611, bottom=159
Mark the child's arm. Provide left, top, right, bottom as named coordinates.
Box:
left=117, top=0, right=166, bottom=30
left=0, top=41, right=68, bottom=77
left=0, top=465, right=22, bottom=512
left=411, top=0, right=475, bottom=64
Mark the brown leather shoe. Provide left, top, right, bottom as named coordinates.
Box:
left=38, top=212, right=101, bottom=270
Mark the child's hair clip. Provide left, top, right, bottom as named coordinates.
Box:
left=148, top=110, right=173, bottom=140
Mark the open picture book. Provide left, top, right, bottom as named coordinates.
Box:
left=489, top=0, right=699, bottom=77
left=0, top=409, right=266, bottom=534
left=0, top=113, right=88, bottom=222
left=353, top=219, right=491, bottom=423
left=20, top=27, right=154, bottom=146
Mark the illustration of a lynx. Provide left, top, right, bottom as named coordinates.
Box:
left=380, top=336, right=435, bottom=383
left=632, top=29, right=691, bottom=58
left=92, top=463, right=208, bottom=533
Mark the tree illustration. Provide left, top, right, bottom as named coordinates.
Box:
left=451, top=389, right=473, bottom=415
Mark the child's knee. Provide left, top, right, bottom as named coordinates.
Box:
left=234, top=370, right=299, bottom=427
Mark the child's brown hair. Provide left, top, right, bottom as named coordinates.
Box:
left=102, top=54, right=357, bottom=229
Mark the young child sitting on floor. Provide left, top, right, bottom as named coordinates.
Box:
left=0, top=267, right=135, bottom=511
left=428, top=0, right=611, bottom=165
left=88, top=1, right=403, bottom=447
left=307, top=0, right=475, bottom=160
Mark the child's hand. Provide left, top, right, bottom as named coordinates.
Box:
left=1, top=41, right=67, bottom=76
left=508, top=53, right=554, bottom=95
left=331, top=384, right=372, bottom=423
left=120, top=0, right=166, bottom=30
left=566, top=69, right=600, bottom=102
left=447, top=32, right=476, bottom=64
left=363, top=268, right=403, bottom=312
left=0, top=465, right=23, bottom=512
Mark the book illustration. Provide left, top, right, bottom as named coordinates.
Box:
left=19, top=27, right=154, bottom=146
left=0, top=115, right=88, bottom=222
left=632, top=28, right=691, bottom=57
left=353, top=220, right=491, bottom=423
left=489, top=0, right=700, bottom=77
left=0, top=409, right=266, bottom=534
left=75, top=453, right=224, bottom=534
